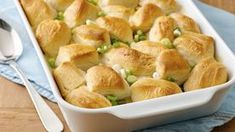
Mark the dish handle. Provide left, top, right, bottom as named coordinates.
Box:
left=108, top=88, right=220, bottom=120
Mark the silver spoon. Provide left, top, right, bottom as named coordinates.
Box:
left=0, top=19, right=63, bottom=132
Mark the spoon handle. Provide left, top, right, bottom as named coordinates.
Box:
left=9, top=60, right=64, bottom=132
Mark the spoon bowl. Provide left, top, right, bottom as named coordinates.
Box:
left=0, top=18, right=22, bottom=63
left=0, top=18, right=63, bottom=132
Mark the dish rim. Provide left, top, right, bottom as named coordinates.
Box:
left=14, top=0, right=235, bottom=116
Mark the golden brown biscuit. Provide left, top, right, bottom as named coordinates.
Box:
left=56, top=43, right=99, bottom=71
left=53, top=62, right=86, bottom=97
left=103, top=47, right=156, bottom=76
left=102, top=5, right=134, bottom=21
left=131, top=78, right=182, bottom=102
left=155, top=49, right=191, bottom=85
left=96, top=16, right=133, bottom=43
left=86, top=65, right=130, bottom=99
left=173, top=32, right=214, bottom=66
left=129, top=3, right=163, bottom=32
left=98, top=0, right=139, bottom=9
left=66, top=86, right=112, bottom=108
left=20, top=0, right=57, bottom=30
left=36, top=20, right=71, bottom=57
left=149, top=16, right=175, bottom=42
left=139, top=0, right=178, bottom=14
left=170, top=13, right=201, bottom=33
left=72, top=25, right=111, bottom=48
left=45, top=0, right=74, bottom=11
left=131, top=40, right=167, bottom=57
left=64, top=0, right=100, bottom=28
left=184, top=57, right=228, bottom=91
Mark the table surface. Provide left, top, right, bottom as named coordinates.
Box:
left=0, top=0, right=235, bottom=132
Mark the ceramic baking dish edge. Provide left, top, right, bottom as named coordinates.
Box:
left=14, top=0, right=235, bottom=131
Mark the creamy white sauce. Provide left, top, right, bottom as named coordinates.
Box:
left=153, top=72, right=161, bottom=79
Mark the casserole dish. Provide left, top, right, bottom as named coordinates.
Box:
left=14, top=0, right=235, bottom=131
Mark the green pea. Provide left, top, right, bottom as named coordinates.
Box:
left=111, top=100, right=118, bottom=106
left=111, top=38, right=120, bottom=44
left=103, top=45, right=108, bottom=51
left=134, top=34, right=140, bottom=42
left=125, top=69, right=132, bottom=76
left=106, top=95, right=118, bottom=106
left=137, top=30, right=144, bottom=35
left=97, top=11, right=106, bottom=17
left=88, top=0, right=97, bottom=5
left=55, top=11, right=64, bottom=20
left=113, top=42, right=120, bottom=48
left=106, top=95, right=118, bottom=102
left=167, top=76, right=176, bottom=82
left=160, top=38, right=174, bottom=49
left=127, top=75, right=137, bottom=84
left=139, top=35, right=146, bottom=41
left=48, top=58, right=56, bottom=68
left=97, top=47, right=105, bottom=54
